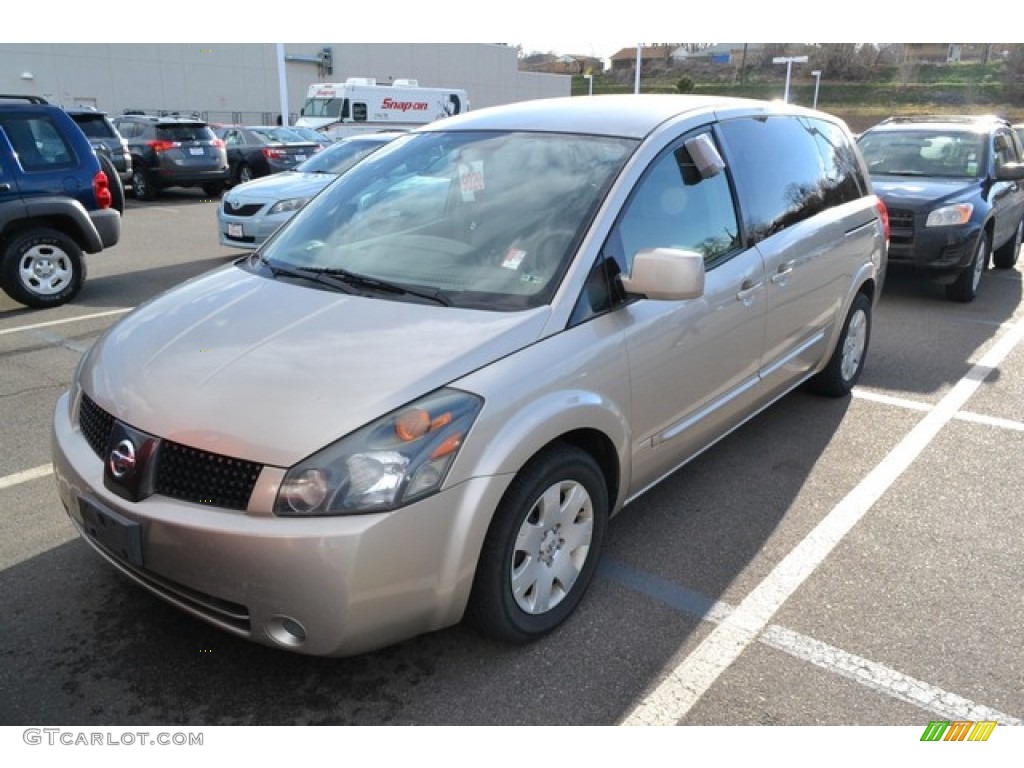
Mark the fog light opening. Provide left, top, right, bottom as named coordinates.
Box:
left=266, top=615, right=308, bottom=648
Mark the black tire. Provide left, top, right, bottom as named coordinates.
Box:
left=946, top=231, right=989, bottom=303
left=97, top=154, right=125, bottom=214
left=806, top=292, right=872, bottom=397
left=202, top=182, right=225, bottom=197
left=466, top=444, right=608, bottom=644
left=131, top=164, right=158, bottom=201
left=0, top=227, right=85, bottom=308
left=992, top=217, right=1022, bottom=270
left=236, top=163, right=253, bottom=185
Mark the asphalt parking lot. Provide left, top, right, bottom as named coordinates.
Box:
left=1, top=192, right=1022, bottom=728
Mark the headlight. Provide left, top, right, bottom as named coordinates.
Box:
left=274, top=388, right=483, bottom=516
left=268, top=197, right=311, bottom=215
left=926, top=203, right=973, bottom=227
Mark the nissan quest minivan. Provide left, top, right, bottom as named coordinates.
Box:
left=52, top=95, right=889, bottom=657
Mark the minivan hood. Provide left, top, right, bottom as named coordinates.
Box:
left=871, top=176, right=981, bottom=209
left=80, top=265, right=550, bottom=466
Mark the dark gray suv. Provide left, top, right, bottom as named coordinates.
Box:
left=65, top=107, right=131, bottom=213
left=112, top=113, right=230, bottom=200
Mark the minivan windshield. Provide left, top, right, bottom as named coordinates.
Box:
left=258, top=130, right=636, bottom=310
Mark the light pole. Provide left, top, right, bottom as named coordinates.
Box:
left=584, top=73, right=593, bottom=96
left=811, top=69, right=822, bottom=109
left=772, top=55, right=808, bottom=103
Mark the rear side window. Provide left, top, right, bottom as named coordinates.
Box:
left=718, top=115, right=865, bottom=241
left=0, top=114, right=76, bottom=172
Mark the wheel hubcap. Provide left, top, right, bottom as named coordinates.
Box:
left=511, top=479, right=594, bottom=614
left=840, top=308, right=868, bottom=382
left=19, top=245, right=71, bottom=295
left=972, top=240, right=986, bottom=290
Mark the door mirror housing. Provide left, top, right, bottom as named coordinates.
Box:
left=619, top=248, right=706, bottom=301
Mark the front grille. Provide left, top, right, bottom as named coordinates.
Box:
left=888, top=208, right=914, bottom=228
left=79, top=391, right=114, bottom=458
left=886, top=208, right=915, bottom=248
left=221, top=202, right=263, bottom=217
left=154, top=442, right=263, bottom=510
left=77, top=392, right=263, bottom=510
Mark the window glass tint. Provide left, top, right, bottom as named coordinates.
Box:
left=72, top=115, right=117, bottom=139
left=994, top=128, right=1017, bottom=167
left=718, top=115, right=857, bottom=240
left=857, top=129, right=985, bottom=180
left=156, top=124, right=215, bottom=142
left=609, top=134, right=740, bottom=275
left=352, top=102, right=367, bottom=122
left=0, top=115, right=76, bottom=171
left=806, top=117, right=867, bottom=206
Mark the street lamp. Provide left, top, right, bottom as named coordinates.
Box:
left=811, top=69, right=822, bottom=109
left=772, top=55, right=808, bottom=103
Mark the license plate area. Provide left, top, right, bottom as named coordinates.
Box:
left=189, top=147, right=204, bottom=156
left=79, top=497, right=144, bottom=567
left=228, top=223, right=243, bottom=238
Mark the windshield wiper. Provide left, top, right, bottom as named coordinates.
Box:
left=307, top=266, right=453, bottom=306
left=254, top=256, right=358, bottom=295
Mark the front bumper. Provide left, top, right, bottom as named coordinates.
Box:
left=51, top=390, right=509, bottom=657
left=217, top=208, right=290, bottom=249
left=886, top=212, right=981, bottom=277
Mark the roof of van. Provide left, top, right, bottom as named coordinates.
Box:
left=420, top=94, right=822, bottom=140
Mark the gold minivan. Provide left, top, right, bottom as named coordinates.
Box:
left=52, top=95, right=888, bottom=657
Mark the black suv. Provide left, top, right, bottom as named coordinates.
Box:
left=0, top=95, right=121, bottom=308
left=65, top=107, right=131, bottom=213
left=112, top=113, right=229, bottom=201
left=857, top=115, right=1024, bottom=302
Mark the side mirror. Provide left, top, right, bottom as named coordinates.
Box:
left=684, top=134, right=726, bottom=179
left=996, top=161, right=1024, bottom=182
left=619, top=248, right=705, bottom=301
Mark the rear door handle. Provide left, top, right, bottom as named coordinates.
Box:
left=770, top=261, right=795, bottom=284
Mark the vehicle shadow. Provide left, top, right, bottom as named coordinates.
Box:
left=0, top=388, right=853, bottom=726
left=862, top=264, right=1023, bottom=397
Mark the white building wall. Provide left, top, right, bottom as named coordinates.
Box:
left=0, top=43, right=569, bottom=121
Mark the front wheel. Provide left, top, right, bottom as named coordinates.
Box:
left=466, top=445, right=608, bottom=644
left=992, top=218, right=1022, bottom=270
left=806, top=292, right=872, bottom=397
left=946, top=231, right=989, bottom=303
left=0, top=227, right=85, bottom=308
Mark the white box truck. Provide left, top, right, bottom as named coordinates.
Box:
left=295, top=78, right=469, bottom=139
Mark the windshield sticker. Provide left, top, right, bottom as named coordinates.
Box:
left=459, top=161, right=485, bottom=201
left=501, top=247, right=527, bottom=270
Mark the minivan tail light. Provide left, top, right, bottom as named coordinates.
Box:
left=875, top=197, right=890, bottom=242
left=147, top=140, right=178, bottom=152
left=93, top=170, right=112, bottom=210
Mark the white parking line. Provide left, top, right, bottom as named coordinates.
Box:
left=0, top=308, right=132, bottom=337
left=622, top=315, right=1024, bottom=726
left=854, top=389, right=1024, bottom=431
left=601, top=560, right=1022, bottom=725
left=0, top=463, right=53, bottom=491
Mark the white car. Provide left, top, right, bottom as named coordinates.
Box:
left=217, top=131, right=401, bottom=249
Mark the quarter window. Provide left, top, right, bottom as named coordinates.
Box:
left=0, top=115, right=76, bottom=172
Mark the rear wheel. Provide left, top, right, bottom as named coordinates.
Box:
left=992, top=218, right=1022, bottom=269
left=946, top=231, right=989, bottom=303
left=237, top=164, right=254, bottom=185
left=466, top=445, right=608, bottom=644
left=132, top=165, right=158, bottom=201
left=806, top=292, right=872, bottom=397
left=0, top=227, right=85, bottom=308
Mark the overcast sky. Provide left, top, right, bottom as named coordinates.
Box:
left=23, top=2, right=983, bottom=59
